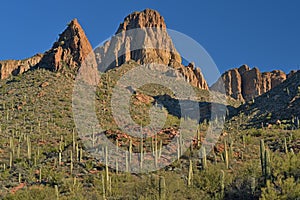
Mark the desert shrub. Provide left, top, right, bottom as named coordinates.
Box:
left=260, top=177, right=300, bottom=200
left=4, top=186, right=56, bottom=200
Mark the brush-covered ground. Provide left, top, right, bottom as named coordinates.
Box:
left=0, top=64, right=299, bottom=200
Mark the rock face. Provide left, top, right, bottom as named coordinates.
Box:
left=235, top=70, right=300, bottom=127
left=261, top=70, right=287, bottom=93
left=0, top=54, right=43, bottom=79
left=210, top=68, right=243, bottom=101
left=95, top=9, right=181, bottom=70
left=95, top=9, right=208, bottom=90
left=211, top=65, right=287, bottom=101
left=38, top=19, right=96, bottom=73
left=178, top=63, right=208, bottom=90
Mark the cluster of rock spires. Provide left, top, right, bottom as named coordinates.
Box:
left=0, top=9, right=295, bottom=102
left=211, top=65, right=291, bottom=101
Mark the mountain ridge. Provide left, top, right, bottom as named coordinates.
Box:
left=0, top=9, right=298, bottom=102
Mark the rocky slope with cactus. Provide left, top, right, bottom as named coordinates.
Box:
left=231, top=70, right=300, bottom=128
left=0, top=8, right=299, bottom=200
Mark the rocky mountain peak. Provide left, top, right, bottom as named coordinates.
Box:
left=95, top=9, right=209, bottom=90
left=38, top=18, right=95, bottom=72
left=116, top=9, right=167, bottom=34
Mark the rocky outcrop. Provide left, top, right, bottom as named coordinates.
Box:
left=178, top=63, right=208, bottom=90
left=261, top=70, right=286, bottom=93
left=235, top=70, right=300, bottom=128
left=210, top=67, right=243, bottom=101
left=0, top=54, right=43, bottom=79
left=116, top=9, right=167, bottom=33
left=241, top=67, right=262, bottom=101
left=211, top=65, right=287, bottom=101
left=38, top=19, right=96, bottom=73
left=94, top=9, right=208, bottom=90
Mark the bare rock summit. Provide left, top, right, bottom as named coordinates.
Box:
left=95, top=9, right=208, bottom=90
left=116, top=9, right=167, bottom=33
left=39, top=19, right=96, bottom=72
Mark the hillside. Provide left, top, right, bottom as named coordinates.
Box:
left=0, top=8, right=299, bottom=200
left=231, top=71, right=300, bottom=129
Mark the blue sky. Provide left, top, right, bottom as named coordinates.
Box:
left=1, top=0, right=300, bottom=74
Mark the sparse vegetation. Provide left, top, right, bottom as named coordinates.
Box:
left=0, top=65, right=299, bottom=200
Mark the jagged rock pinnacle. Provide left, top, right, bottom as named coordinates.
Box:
left=38, top=18, right=95, bottom=72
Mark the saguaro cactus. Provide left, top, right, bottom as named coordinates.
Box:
left=284, top=137, right=288, bottom=154
left=27, top=136, right=31, bottom=159
left=154, top=134, right=158, bottom=168
left=224, top=141, right=229, bottom=169
left=220, top=170, right=225, bottom=198
left=196, top=128, right=201, bottom=147
left=55, top=185, right=59, bottom=200
left=200, top=147, right=207, bottom=170
left=188, top=160, right=193, bottom=186
left=159, top=176, right=166, bottom=200
left=72, top=129, right=76, bottom=152
left=260, top=139, right=271, bottom=183
left=260, top=139, right=265, bottom=175
left=105, top=146, right=109, bottom=184
left=129, top=138, right=132, bottom=163
left=264, top=149, right=270, bottom=181
left=250, top=177, right=256, bottom=195
left=101, top=174, right=106, bottom=200
left=70, top=150, right=73, bottom=174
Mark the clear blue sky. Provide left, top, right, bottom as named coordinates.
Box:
left=1, top=0, right=300, bottom=74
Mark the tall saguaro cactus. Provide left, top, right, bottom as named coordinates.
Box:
left=260, top=139, right=271, bottom=183
left=188, top=160, right=193, bottom=186
left=223, top=140, right=229, bottom=169
left=260, top=139, right=265, bottom=175
left=200, top=147, right=207, bottom=170
left=159, top=176, right=166, bottom=200
left=264, top=149, right=270, bottom=181
left=220, top=170, right=225, bottom=198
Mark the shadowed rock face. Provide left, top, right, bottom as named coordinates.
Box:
left=94, top=9, right=208, bottom=90
left=235, top=70, right=300, bottom=127
left=211, top=65, right=287, bottom=101
left=0, top=54, right=43, bottom=79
